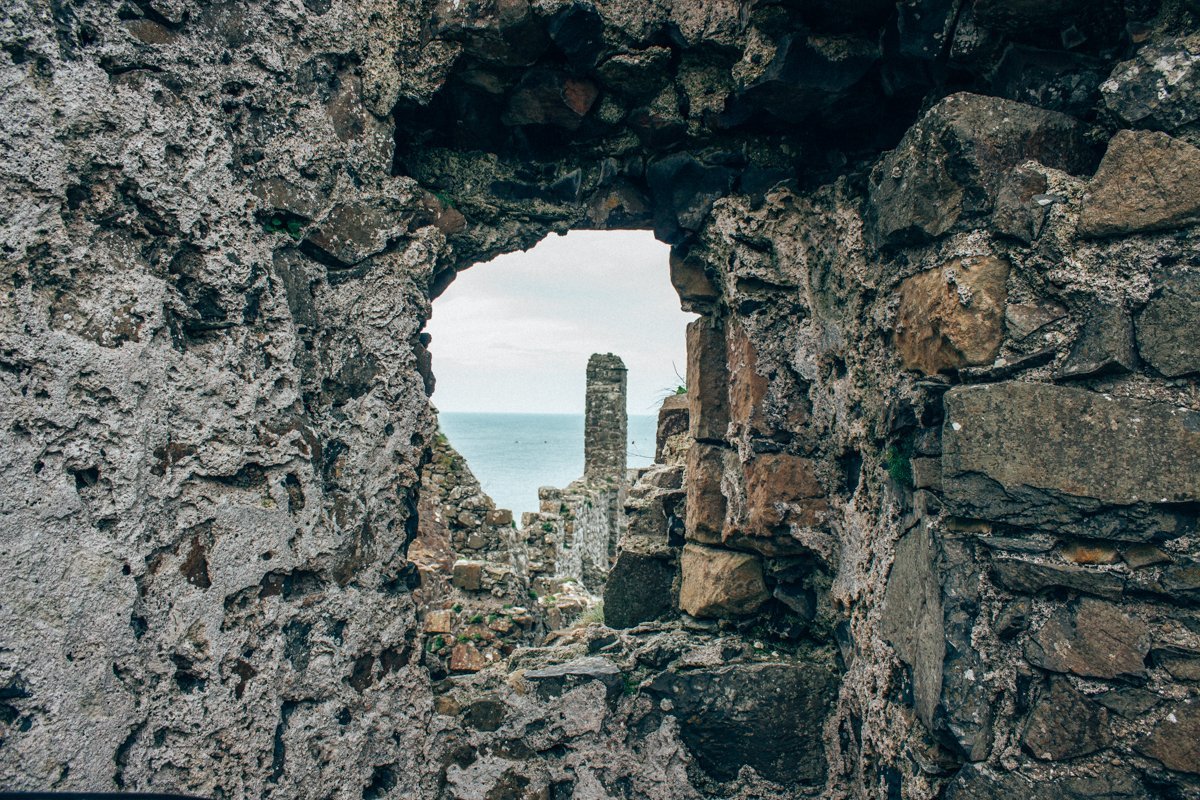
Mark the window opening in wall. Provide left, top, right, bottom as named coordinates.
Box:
left=425, top=229, right=694, bottom=520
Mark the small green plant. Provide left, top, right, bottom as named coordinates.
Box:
left=622, top=674, right=639, bottom=696
left=263, top=215, right=303, bottom=241
left=502, top=603, right=513, bottom=610
left=469, top=613, right=483, bottom=624
left=674, top=385, right=686, bottom=395
left=883, top=438, right=914, bottom=488
left=452, top=603, right=463, bottom=613
left=527, top=589, right=538, bottom=601
left=432, top=190, right=456, bottom=209
left=541, top=522, right=555, bottom=533
left=575, top=603, right=604, bottom=626
left=487, top=613, right=498, bottom=623
left=427, top=635, right=445, bottom=652
left=470, top=632, right=481, bottom=642
left=456, top=633, right=469, bottom=643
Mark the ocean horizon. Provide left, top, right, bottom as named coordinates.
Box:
left=438, top=412, right=659, bottom=521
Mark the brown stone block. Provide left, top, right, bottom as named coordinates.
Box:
left=450, top=642, right=488, bottom=673
left=1137, top=703, right=1200, bottom=775
left=451, top=560, right=484, bottom=591
left=686, top=317, right=730, bottom=442
left=894, top=255, right=1009, bottom=376
left=425, top=609, right=453, bottom=634
left=685, top=443, right=727, bottom=545
left=1079, top=129, right=1200, bottom=237
left=726, top=319, right=770, bottom=436
left=743, top=453, right=825, bottom=532
left=670, top=247, right=720, bottom=310
left=678, top=543, right=768, bottom=618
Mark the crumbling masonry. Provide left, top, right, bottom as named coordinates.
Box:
left=2, top=1, right=1200, bottom=798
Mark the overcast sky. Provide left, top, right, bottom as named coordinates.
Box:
left=425, top=230, right=695, bottom=415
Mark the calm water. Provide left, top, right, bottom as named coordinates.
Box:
left=438, top=413, right=658, bottom=520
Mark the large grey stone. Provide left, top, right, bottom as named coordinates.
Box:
left=869, top=93, right=1088, bottom=246
left=1102, top=35, right=1200, bottom=133
left=1136, top=271, right=1200, bottom=378
left=881, top=524, right=993, bottom=760
left=942, top=382, right=1200, bottom=540
left=1021, top=677, right=1111, bottom=761
left=1025, top=598, right=1150, bottom=680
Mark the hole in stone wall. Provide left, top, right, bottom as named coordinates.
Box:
left=424, top=229, right=695, bottom=521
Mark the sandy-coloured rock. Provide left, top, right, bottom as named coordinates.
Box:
left=1079, top=130, right=1200, bottom=237
left=679, top=543, right=768, bottom=618
left=894, top=256, right=1009, bottom=375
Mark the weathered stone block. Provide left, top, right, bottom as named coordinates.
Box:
left=1136, top=702, right=1200, bottom=775
left=1021, top=677, right=1111, bottom=761
left=881, top=522, right=993, bottom=759
left=1025, top=598, right=1150, bottom=680
left=451, top=560, right=485, bottom=591
left=686, top=318, right=730, bottom=442
left=942, top=382, right=1200, bottom=540
left=685, top=443, right=728, bottom=545
left=669, top=247, right=720, bottom=310
left=726, top=319, right=770, bottom=436
left=894, top=255, right=1009, bottom=375
left=678, top=543, right=768, bottom=618
left=869, top=93, right=1087, bottom=246
left=485, top=508, right=513, bottom=526
left=1057, top=301, right=1135, bottom=379
left=603, top=550, right=676, bottom=629
left=523, top=657, right=623, bottom=702
left=1136, top=271, right=1200, bottom=378
left=943, top=763, right=1152, bottom=800
left=1079, top=130, right=1200, bottom=237
left=425, top=609, right=453, bottom=634
left=728, top=454, right=829, bottom=553
left=645, top=659, right=838, bottom=786
left=1102, top=35, right=1200, bottom=133
left=450, top=642, right=488, bottom=672
left=655, top=393, right=690, bottom=464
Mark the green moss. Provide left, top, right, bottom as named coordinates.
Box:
left=263, top=215, right=303, bottom=241
left=469, top=613, right=483, bottom=624
left=452, top=603, right=462, bottom=613
left=884, top=438, right=914, bottom=489
left=541, top=522, right=555, bottom=533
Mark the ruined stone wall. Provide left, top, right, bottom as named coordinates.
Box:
left=2, top=0, right=1200, bottom=798
left=583, top=353, right=628, bottom=484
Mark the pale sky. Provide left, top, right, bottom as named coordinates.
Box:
left=425, top=230, right=696, bottom=415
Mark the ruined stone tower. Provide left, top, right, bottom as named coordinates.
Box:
left=583, top=353, right=627, bottom=484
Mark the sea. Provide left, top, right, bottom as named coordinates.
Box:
left=438, top=412, right=659, bottom=521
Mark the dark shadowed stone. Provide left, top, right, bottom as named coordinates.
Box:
left=990, top=558, right=1126, bottom=600
left=1025, top=598, right=1150, bottom=679
left=881, top=524, right=993, bottom=760
left=991, top=45, right=1108, bottom=117
left=645, top=660, right=838, bottom=785
left=1021, top=677, right=1111, bottom=760
left=1136, top=271, right=1200, bottom=377
left=1127, top=559, right=1200, bottom=604
left=1095, top=687, right=1161, bottom=718
left=991, top=165, right=1049, bottom=243
left=869, top=93, right=1088, bottom=246
left=943, top=763, right=1152, bottom=800
left=1136, top=702, right=1200, bottom=774
left=647, top=153, right=736, bottom=243
left=685, top=317, right=730, bottom=443
left=501, top=69, right=599, bottom=129
left=603, top=550, right=676, bottom=629
left=1057, top=301, right=1135, bottom=379
left=1079, top=130, right=1200, bottom=237
left=432, top=0, right=548, bottom=68
left=942, top=382, right=1200, bottom=540
left=734, top=33, right=880, bottom=125
left=523, top=657, right=622, bottom=701
left=1102, top=35, right=1200, bottom=133
left=669, top=248, right=720, bottom=311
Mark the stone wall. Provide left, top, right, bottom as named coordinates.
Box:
left=2, top=0, right=1200, bottom=798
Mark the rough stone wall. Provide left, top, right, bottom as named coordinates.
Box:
left=3, top=0, right=1200, bottom=798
